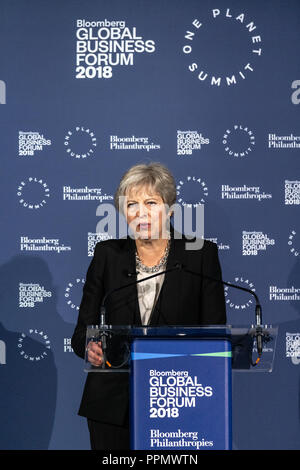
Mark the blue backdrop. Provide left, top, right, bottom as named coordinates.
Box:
left=0, top=0, right=299, bottom=450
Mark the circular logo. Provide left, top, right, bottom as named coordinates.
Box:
left=65, top=278, right=85, bottom=310
left=224, top=277, right=255, bottom=310
left=176, top=176, right=208, bottom=207
left=182, top=8, right=262, bottom=87
left=17, top=177, right=50, bottom=209
left=222, top=125, right=255, bottom=157
left=64, top=126, right=97, bottom=159
left=288, top=230, right=299, bottom=257
left=17, top=329, right=51, bottom=361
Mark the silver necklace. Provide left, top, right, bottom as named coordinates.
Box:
left=135, top=239, right=171, bottom=273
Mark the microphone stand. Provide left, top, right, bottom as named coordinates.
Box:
left=97, top=261, right=264, bottom=368
left=99, top=264, right=181, bottom=368
left=179, top=265, right=264, bottom=363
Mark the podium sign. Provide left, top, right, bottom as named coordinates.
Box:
left=84, top=324, right=277, bottom=450
left=130, top=337, right=232, bottom=450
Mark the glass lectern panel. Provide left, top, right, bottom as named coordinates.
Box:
left=84, top=324, right=277, bottom=373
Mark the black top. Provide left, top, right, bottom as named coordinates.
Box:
left=71, top=226, right=226, bottom=426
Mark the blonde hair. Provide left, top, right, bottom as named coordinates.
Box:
left=114, top=162, right=176, bottom=214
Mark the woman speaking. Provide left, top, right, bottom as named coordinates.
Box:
left=71, top=161, right=226, bottom=450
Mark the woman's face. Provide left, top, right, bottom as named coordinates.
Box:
left=124, top=185, right=170, bottom=240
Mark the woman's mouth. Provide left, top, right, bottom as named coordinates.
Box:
left=138, top=223, right=151, bottom=230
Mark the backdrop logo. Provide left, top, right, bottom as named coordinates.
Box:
left=268, top=133, right=300, bottom=149
left=286, top=333, right=300, bottom=360
left=270, top=286, right=300, bottom=301
left=63, top=186, right=113, bottom=202
left=242, top=231, right=275, bottom=256
left=0, top=340, right=6, bottom=365
left=64, top=126, right=97, bottom=159
left=19, top=283, right=52, bottom=308
left=206, top=237, right=230, bottom=251
left=17, top=177, right=50, bottom=209
left=182, top=8, right=262, bottom=87
left=20, top=236, right=72, bottom=253
left=285, top=180, right=300, bottom=205
left=177, top=130, right=209, bottom=156
left=288, top=230, right=299, bottom=257
left=177, top=176, right=208, bottom=206
left=65, top=278, right=85, bottom=310
left=18, top=132, right=51, bottom=156
left=222, top=125, right=255, bottom=157
left=224, top=277, right=255, bottom=309
left=110, top=135, right=160, bottom=151
left=17, top=329, right=51, bottom=362
left=75, top=19, right=155, bottom=79
left=0, top=80, right=6, bottom=104
left=64, top=338, right=73, bottom=353
left=88, top=232, right=112, bottom=257
left=221, top=184, right=272, bottom=201
left=291, top=80, right=300, bottom=104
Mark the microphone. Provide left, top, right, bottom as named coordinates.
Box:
left=98, top=263, right=181, bottom=368
left=97, top=260, right=263, bottom=367
left=176, top=263, right=263, bottom=360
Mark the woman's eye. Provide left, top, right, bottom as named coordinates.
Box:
left=127, top=201, right=157, bottom=209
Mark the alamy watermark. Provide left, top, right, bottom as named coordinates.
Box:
left=95, top=197, right=205, bottom=250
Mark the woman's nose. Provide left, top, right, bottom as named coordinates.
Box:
left=136, top=203, right=148, bottom=218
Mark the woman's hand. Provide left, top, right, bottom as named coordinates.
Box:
left=86, top=341, right=103, bottom=367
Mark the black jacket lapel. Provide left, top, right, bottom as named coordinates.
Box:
left=119, top=235, right=141, bottom=325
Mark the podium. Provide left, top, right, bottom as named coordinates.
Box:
left=84, top=324, right=277, bottom=450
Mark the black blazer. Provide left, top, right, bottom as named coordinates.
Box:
left=71, top=227, right=226, bottom=426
